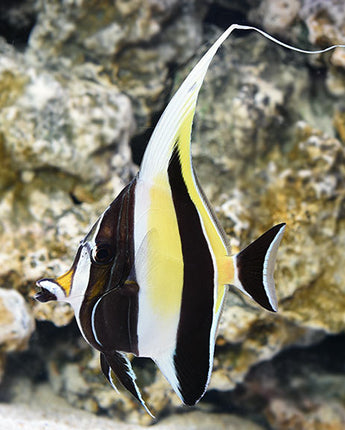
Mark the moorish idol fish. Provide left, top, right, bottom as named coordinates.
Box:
left=35, top=24, right=345, bottom=417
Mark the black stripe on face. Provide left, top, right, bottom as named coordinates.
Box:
left=168, top=146, right=215, bottom=405
left=79, top=179, right=139, bottom=355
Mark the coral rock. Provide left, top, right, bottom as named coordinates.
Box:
left=0, top=288, right=35, bottom=354
left=266, top=398, right=345, bottom=430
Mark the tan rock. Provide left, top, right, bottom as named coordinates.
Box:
left=266, top=398, right=345, bottom=430
left=0, top=35, right=136, bottom=327
left=27, top=0, right=206, bottom=128
left=300, top=0, right=345, bottom=47
left=249, top=0, right=300, bottom=34
left=0, top=288, right=35, bottom=353
left=2, top=379, right=266, bottom=430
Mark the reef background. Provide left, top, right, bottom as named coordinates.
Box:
left=0, top=0, right=345, bottom=428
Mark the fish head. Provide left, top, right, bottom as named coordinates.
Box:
left=35, top=181, right=135, bottom=307
left=35, top=219, right=117, bottom=306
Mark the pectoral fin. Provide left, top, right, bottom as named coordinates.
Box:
left=89, top=282, right=139, bottom=354
left=100, top=352, right=154, bottom=418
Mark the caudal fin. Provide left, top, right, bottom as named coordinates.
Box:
left=232, top=223, right=286, bottom=312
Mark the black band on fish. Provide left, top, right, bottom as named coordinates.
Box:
left=78, top=180, right=139, bottom=353
left=168, top=146, right=215, bottom=405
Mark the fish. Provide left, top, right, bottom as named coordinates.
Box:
left=35, top=23, right=345, bottom=416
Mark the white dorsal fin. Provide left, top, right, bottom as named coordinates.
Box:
left=139, top=24, right=345, bottom=182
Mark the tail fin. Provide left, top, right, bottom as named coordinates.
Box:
left=232, top=223, right=286, bottom=312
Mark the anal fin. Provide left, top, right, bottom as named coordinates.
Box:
left=100, top=352, right=154, bottom=418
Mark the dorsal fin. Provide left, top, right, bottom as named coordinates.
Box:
left=139, top=24, right=345, bottom=182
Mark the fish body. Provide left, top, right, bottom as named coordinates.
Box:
left=36, top=24, right=286, bottom=416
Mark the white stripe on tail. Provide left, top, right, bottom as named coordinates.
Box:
left=233, top=223, right=286, bottom=312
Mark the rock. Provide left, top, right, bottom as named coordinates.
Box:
left=181, top=32, right=310, bottom=199
left=114, top=8, right=205, bottom=129
left=266, top=125, right=345, bottom=333
left=264, top=354, right=345, bottom=430
left=1, top=379, right=266, bottom=429
left=0, top=288, right=35, bottom=382
left=0, top=381, right=145, bottom=430
left=46, top=344, right=159, bottom=424
left=0, top=288, right=35, bottom=353
left=249, top=0, right=345, bottom=76
left=249, top=0, right=300, bottom=35
left=158, top=411, right=265, bottom=429
left=334, top=108, right=345, bottom=142
left=28, top=0, right=176, bottom=63
left=220, top=334, right=345, bottom=430
left=27, top=0, right=207, bottom=128
left=0, top=43, right=135, bottom=183
left=0, top=0, right=36, bottom=47
left=0, top=402, right=139, bottom=430
left=266, top=399, right=345, bottom=430
left=300, top=0, right=345, bottom=47
left=298, top=0, right=345, bottom=104
left=0, top=401, right=266, bottom=430
left=0, top=36, right=136, bottom=327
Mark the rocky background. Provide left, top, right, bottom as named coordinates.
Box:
left=0, top=0, right=345, bottom=428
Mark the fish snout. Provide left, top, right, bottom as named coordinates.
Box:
left=35, top=279, right=58, bottom=302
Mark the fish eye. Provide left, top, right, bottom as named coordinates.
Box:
left=91, top=244, right=113, bottom=265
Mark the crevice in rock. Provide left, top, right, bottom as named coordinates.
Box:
left=69, top=192, right=83, bottom=205
left=203, top=332, right=345, bottom=427
left=0, top=0, right=37, bottom=50
left=204, top=2, right=251, bottom=32
left=2, top=320, right=81, bottom=395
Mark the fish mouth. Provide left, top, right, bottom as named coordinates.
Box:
left=35, top=279, right=58, bottom=302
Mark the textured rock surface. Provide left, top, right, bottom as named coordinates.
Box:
left=228, top=334, right=345, bottom=430
left=0, top=36, right=136, bottom=327
left=249, top=0, right=300, bottom=34
left=1, top=380, right=266, bottom=430
left=0, top=288, right=35, bottom=352
left=0, top=0, right=345, bottom=428
left=300, top=0, right=345, bottom=46
left=266, top=399, right=345, bottom=430
left=0, top=288, right=35, bottom=382
left=26, top=0, right=207, bottom=128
